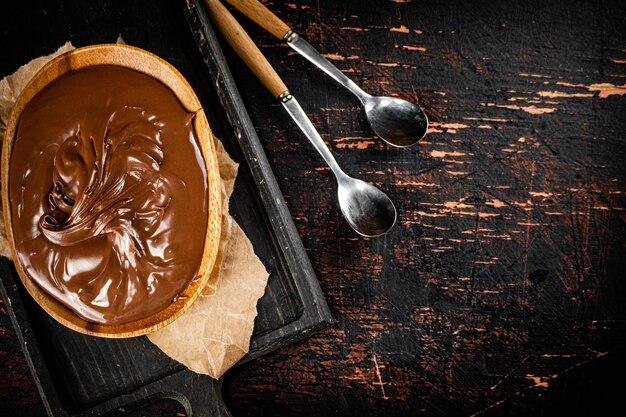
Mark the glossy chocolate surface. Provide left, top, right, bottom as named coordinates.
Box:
left=9, top=65, right=208, bottom=325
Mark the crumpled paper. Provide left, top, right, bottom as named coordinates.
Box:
left=0, top=42, right=269, bottom=379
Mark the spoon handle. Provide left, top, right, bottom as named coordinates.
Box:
left=285, top=33, right=370, bottom=102
left=223, top=0, right=370, bottom=102
left=223, top=0, right=291, bottom=39
left=280, top=93, right=344, bottom=178
left=204, top=0, right=288, bottom=98
left=205, top=0, right=345, bottom=178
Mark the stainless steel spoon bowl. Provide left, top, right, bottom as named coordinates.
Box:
left=337, top=176, right=397, bottom=237
left=286, top=32, right=428, bottom=147
left=363, top=95, right=429, bottom=147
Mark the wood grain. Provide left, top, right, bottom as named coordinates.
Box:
left=1, top=0, right=626, bottom=415
left=218, top=0, right=626, bottom=416
left=225, top=0, right=292, bottom=40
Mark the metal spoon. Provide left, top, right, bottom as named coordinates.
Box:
left=206, top=0, right=397, bottom=236
left=224, top=0, right=429, bottom=147
left=282, top=93, right=397, bottom=236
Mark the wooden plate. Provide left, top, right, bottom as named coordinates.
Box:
left=1, top=44, right=222, bottom=338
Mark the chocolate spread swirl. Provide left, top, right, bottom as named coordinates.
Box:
left=9, top=65, right=209, bottom=325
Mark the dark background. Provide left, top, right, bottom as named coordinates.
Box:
left=1, top=0, right=625, bottom=416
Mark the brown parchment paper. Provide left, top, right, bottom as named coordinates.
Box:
left=0, top=42, right=269, bottom=379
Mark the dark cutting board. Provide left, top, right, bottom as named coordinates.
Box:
left=0, top=0, right=332, bottom=415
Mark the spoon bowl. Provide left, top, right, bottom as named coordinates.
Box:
left=362, top=95, right=429, bottom=147
left=283, top=32, right=428, bottom=147
left=337, top=176, right=397, bottom=237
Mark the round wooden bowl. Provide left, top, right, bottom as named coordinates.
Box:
left=1, top=44, right=222, bottom=338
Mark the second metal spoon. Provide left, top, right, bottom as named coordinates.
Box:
left=224, top=0, right=429, bottom=147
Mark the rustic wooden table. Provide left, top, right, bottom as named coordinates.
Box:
left=1, top=0, right=625, bottom=416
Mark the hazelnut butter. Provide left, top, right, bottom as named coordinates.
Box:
left=8, top=65, right=209, bottom=325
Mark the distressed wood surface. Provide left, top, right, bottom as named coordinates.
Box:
left=2, top=0, right=626, bottom=416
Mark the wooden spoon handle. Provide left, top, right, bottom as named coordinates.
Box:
left=223, top=0, right=291, bottom=40
left=204, top=0, right=288, bottom=98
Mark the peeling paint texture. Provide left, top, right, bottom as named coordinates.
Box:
left=222, top=0, right=626, bottom=416
left=2, top=0, right=626, bottom=416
